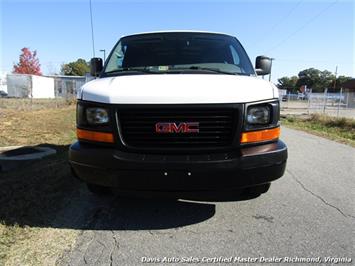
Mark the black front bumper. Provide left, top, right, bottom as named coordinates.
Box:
left=69, top=140, right=287, bottom=192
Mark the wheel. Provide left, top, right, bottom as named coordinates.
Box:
left=86, top=183, right=111, bottom=195
left=244, top=183, right=271, bottom=197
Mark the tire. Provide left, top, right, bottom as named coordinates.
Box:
left=86, top=183, right=111, bottom=195
left=244, top=183, right=271, bottom=197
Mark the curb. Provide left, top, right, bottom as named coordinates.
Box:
left=0, top=145, right=57, bottom=172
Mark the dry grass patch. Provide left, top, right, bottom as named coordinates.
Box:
left=0, top=105, right=81, bottom=265
left=0, top=106, right=76, bottom=147
left=282, top=113, right=355, bottom=147
left=0, top=98, right=75, bottom=111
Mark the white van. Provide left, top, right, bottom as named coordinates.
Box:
left=69, top=31, right=287, bottom=198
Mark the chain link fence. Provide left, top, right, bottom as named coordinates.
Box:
left=280, top=89, right=355, bottom=119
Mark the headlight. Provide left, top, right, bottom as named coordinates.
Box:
left=86, top=107, right=109, bottom=124
left=247, top=105, right=270, bottom=124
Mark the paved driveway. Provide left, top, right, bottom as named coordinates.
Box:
left=59, top=127, right=354, bottom=265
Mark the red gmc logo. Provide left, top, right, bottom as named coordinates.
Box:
left=155, top=122, right=200, bottom=133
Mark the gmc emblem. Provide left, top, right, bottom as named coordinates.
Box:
left=155, top=122, right=199, bottom=133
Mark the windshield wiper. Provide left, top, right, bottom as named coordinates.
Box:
left=173, top=66, right=240, bottom=75
left=104, top=67, right=157, bottom=75
left=105, top=66, right=246, bottom=76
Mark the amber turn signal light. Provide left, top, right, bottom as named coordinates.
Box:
left=77, top=128, right=114, bottom=143
left=241, top=127, right=280, bottom=143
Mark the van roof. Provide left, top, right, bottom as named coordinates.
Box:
left=121, top=30, right=234, bottom=38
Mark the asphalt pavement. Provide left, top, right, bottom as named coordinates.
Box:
left=58, top=127, right=355, bottom=266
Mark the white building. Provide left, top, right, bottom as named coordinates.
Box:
left=6, top=73, right=88, bottom=98
left=7, top=74, right=55, bottom=98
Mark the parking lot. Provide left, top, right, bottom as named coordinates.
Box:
left=55, top=127, right=354, bottom=265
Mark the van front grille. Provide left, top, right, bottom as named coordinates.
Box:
left=117, top=107, right=237, bottom=149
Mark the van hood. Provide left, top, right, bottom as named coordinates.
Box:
left=79, top=74, right=277, bottom=104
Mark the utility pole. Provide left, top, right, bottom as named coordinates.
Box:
left=333, top=65, right=338, bottom=89
left=100, top=49, right=106, bottom=63
left=269, top=58, right=275, bottom=82
left=89, top=0, right=95, bottom=58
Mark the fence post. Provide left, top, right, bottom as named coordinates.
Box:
left=307, top=89, right=312, bottom=115
left=323, top=88, right=328, bottom=114
left=30, top=77, right=33, bottom=110
left=337, top=87, right=342, bottom=117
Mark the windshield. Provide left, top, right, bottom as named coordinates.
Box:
left=103, top=32, right=255, bottom=76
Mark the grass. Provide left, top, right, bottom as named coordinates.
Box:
left=282, top=113, right=355, bottom=147
left=0, top=102, right=80, bottom=265
left=0, top=98, right=76, bottom=111
left=0, top=106, right=76, bottom=147
left=0, top=149, right=80, bottom=265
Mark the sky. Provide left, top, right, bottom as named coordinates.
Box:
left=0, top=0, right=354, bottom=83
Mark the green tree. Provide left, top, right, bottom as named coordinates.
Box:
left=61, top=59, right=89, bottom=76
left=296, top=68, right=319, bottom=90
left=277, top=76, right=298, bottom=92
left=335, top=75, right=352, bottom=90
left=318, top=70, right=334, bottom=91
left=296, top=68, right=335, bottom=92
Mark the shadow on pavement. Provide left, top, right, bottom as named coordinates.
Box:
left=0, top=143, right=259, bottom=231
left=72, top=197, right=217, bottom=230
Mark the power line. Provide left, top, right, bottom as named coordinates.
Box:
left=264, top=0, right=339, bottom=54
left=255, top=0, right=304, bottom=45
left=275, top=58, right=353, bottom=65
left=89, top=0, right=95, bottom=58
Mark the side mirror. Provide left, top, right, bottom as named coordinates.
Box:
left=255, top=56, right=272, bottom=76
left=90, top=57, right=103, bottom=77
